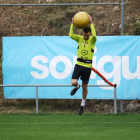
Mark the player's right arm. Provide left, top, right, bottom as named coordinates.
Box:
left=69, top=17, right=80, bottom=42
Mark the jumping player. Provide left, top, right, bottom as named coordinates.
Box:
left=69, top=15, right=97, bottom=115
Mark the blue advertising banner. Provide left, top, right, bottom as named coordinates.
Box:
left=2, top=36, right=140, bottom=99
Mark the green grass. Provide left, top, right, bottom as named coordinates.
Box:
left=0, top=113, right=140, bottom=140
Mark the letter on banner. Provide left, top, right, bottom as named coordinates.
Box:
left=122, top=56, right=140, bottom=79
left=31, top=55, right=49, bottom=79
left=90, top=46, right=97, bottom=79
left=97, top=56, right=121, bottom=89
left=49, top=55, right=72, bottom=79
left=73, top=56, right=77, bottom=70
left=90, top=56, right=96, bottom=79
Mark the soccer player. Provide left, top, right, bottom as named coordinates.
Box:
left=69, top=15, right=97, bottom=115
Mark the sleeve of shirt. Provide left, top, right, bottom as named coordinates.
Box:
left=90, top=24, right=97, bottom=44
left=69, top=24, right=80, bottom=42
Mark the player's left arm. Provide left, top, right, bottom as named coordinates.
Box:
left=88, top=15, right=97, bottom=44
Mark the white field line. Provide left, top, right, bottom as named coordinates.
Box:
left=0, top=122, right=140, bottom=125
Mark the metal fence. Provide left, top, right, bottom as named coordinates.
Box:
left=1, top=0, right=140, bottom=38
left=0, top=0, right=124, bottom=38
left=0, top=84, right=117, bottom=114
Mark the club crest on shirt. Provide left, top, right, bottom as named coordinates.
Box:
left=81, top=49, right=88, bottom=56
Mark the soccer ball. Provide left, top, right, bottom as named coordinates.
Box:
left=73, top=12, right=89, bottom=29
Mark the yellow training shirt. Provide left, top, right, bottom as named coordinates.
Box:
left=69, top=24, right=97, bottom=68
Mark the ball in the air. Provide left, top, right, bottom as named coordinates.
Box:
left=73, top=12, right=89, bottom=29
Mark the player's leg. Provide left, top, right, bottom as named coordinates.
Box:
left=78, top=81, right=88, bottom=115
left=78, top=66, right=91, bottom=115
left=82, top=81, right=88, bottom=105
left=70, top=64, right=81, bottom=96
left=70, top=79, right=80, bottom=96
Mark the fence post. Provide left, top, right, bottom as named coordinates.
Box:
left=120, top=0, right=125, bottom=113
left=114, top=84, right=117, bottom=114
left=36, top=86, right=39, bottom=114
left=120, top=100, right=124, bottom=113
left=121, top=0, right=125, bottom=35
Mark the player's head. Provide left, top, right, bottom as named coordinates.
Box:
left=82, top=26, right=91, bottom=40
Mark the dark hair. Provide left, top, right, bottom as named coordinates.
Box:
left=83, top=26, right=91, bottom=33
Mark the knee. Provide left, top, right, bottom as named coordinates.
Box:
left=71, top=79, right=77, bottom=86
left=82, top=84, right=88, bottom=91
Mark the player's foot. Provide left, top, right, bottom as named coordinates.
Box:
left=70, top=85, right=80, bottom=96
left=78, top=106, right=84, bottom=115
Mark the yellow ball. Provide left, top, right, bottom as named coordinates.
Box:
left=73, top=12, right=89, bottom=29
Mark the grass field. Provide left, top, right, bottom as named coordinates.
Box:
left=0, top=113, right=140, bottom=140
